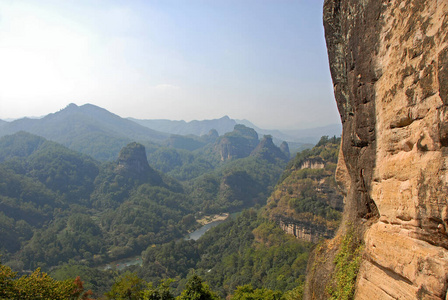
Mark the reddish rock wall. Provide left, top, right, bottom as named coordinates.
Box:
left=306, top=1, right=448, bottom=299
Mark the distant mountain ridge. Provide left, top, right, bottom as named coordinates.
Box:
left=131, top=116, right=341, bottom=147
left=0, top=103, right=341, bottom=159
left=0, top=103, right=168, bottom=140
left=129, top=116, right=237, bottom=136
left=0, top=103, right=169, bottom=160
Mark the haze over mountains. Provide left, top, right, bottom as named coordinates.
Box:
left=0, top=0, right=444, bottom=298
left=0, top=102, right=344, bottom=298
left=0, top=117, right=339, bottom=298
left=0, top=103, right=341, bottom=160
left=131, top=116, right=341, bottom=146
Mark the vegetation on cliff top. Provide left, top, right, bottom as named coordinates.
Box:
left=266, top=136, right=342, bottom=233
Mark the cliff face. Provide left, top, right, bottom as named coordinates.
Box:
left=116, top=142, right=162, bottom=185
left=250, top=135, right=289, bottom=162
left=306, top=1, right=448, bottom=299
left=298, top=157, right=325, bottom=170
left=280, top=141, right=291, bottom=159
left=215, top=124, right=259, bottom=161
left=266, top=137, right=342, bottom=243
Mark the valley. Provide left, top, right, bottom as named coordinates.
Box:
left=1, top=0, right=446, bottom=299
left=0, top=105, right=341, bottom=298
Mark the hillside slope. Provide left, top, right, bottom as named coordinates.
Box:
left=130, top=115, right=237, bottom=136
left=0, top=104, right=169, bottom=161
left=265, top=136, right=342, bottom=243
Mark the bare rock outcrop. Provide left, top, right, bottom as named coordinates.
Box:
left=250, top=135, right=289, bottom=162
left=215, top=124, right=259, bottom=161
left=116, top=142, right=163, bottom=185
left=298, top=157, right=325, bottom=170
left=306, top=1, right=448, bottom=299
left=280, top=141, right=291, bottom=159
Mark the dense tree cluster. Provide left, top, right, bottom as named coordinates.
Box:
left=116, top=210, right=312, bottom=299
left=0, top=128, right=338, bottom=299
left=0, top=129, right=289, bottom=277
left=2, top=210, right=310, bottom=299
left=0, top=261, right=93, bottom=299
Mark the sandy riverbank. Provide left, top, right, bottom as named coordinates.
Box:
left=196, top=213, right=229, bottom=225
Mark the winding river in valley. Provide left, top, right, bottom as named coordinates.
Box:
left=103, top=216, right=229, bottom=270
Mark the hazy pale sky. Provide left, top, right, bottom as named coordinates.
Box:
left=0, top=0, right=339, bottom=130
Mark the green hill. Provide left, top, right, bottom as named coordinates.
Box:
left=0, top=130, right=290, bottom=271
left=0, top=129, right=306, bottom=299
left=0, top=104, right=169, bottom=161
left=265, top=136, right=343, bottom=242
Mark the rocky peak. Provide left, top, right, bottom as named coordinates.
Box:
left=116, top=142, right=149, bottom=173
left=215, top=124, right=260, bottom=161
left=201, top=129, right=219, bottom=143
left=115, top=142, right=162, bottom=184
left=250, top=135, right=288, bottom=162
left=208, top=129, right=219, bottom=138
left=233, top=124, right=258, bottom=140
left=279, top=141, right=290, bottom=159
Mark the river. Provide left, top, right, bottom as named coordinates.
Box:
left=103, top=256, right=143, bottom=271
left=185, top=218, right=228, bottom=241
left=102, top=217, right=229, bottom=270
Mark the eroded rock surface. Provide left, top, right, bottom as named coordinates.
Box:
left=215, top=124, right=259, bottom=161
left=306, top=1, right=448, bottom=299
left=266, top=138, right=342, bottom=243
left=116, top=142, right=163, bottom=185
left=250, top=135, right=289, bottom=162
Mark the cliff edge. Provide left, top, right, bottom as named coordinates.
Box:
left=306, top=1, right=448, bottom=299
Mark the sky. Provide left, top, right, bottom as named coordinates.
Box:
left=0, top=0, right=340, bottom=130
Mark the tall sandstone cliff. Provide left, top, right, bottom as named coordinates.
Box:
left=306, top=1, right=448, bottom=299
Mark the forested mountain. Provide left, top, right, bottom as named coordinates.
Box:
left=0, top=104, right=341, bottom=161
left=130, top=115, right=237, bottom=136
left=265, top=136, right=343, bottom=242
left=0, top=133, right=193, bottom=271
left=0, top=114, right=342, bottom=299
left=0, top=104, right=169, bottom=161
left=0, top=127, right=290, bottom=271
left=128, top=209, right=311, bottom=298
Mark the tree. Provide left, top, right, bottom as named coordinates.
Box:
left=143, top=279, right=174, bottom=300
left=0, top=262, right=16, bottom=299
left=231, top=284, right=282, bottom=300
left=0, top=260, right=92, bottom=300
left=177, top=275, right=220, bottom=300
left=105, top=272, right=145, bottom=300
left=73, top=276, right=95, bottom=300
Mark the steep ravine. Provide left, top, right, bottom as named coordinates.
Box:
left=305, top=1, right=448, bottom=299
